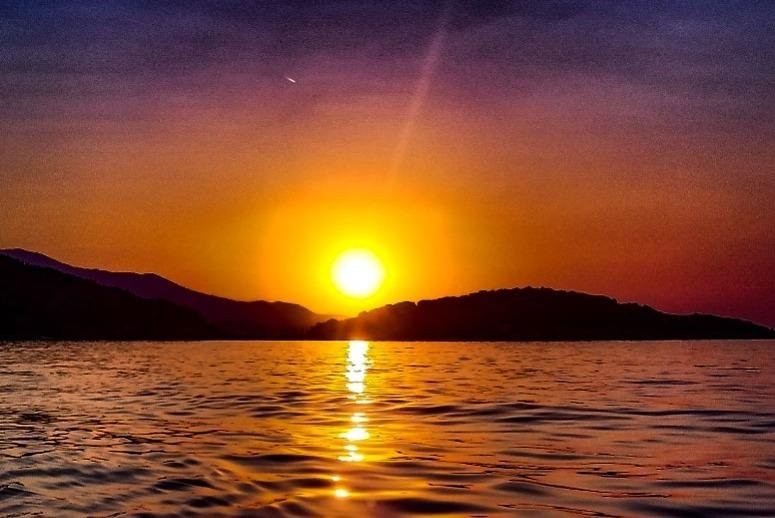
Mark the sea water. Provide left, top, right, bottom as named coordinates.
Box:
left=1, top=340, right=773, bottom=516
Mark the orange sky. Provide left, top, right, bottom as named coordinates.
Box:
left=1, top=2, right=773, bottom=324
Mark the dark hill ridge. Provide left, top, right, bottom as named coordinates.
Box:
left=308, top=287, right=775, bottom=341
left=2, top=248, right=773, bottom=342
left=0, top=255, right=214, bottom=340
left=0, top=248, right=328, bottom=339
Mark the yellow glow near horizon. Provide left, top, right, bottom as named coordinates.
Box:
left=331, top=249, right=385, bottom=298
left=255, top=195, right=456, bottom=315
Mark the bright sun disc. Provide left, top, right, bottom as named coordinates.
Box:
left=331, top=249, right=385, bottom=298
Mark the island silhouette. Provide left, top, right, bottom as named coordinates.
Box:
left=1, top=249, right=328, bottom=339
left=2, top=249, right=773, bottom=341
left=0, top=254, right=214, bottom=340
left=308, top=288, right=773, bottom=341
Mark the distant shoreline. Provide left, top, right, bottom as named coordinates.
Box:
left=2, top=251, right=774, bottom=342
left=3, top=338, right=774, bottom=344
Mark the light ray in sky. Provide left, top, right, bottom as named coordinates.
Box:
left=386, top=6, right=450, bottom=189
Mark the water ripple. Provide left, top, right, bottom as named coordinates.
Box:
left=0, top=339, right=773, bottom=516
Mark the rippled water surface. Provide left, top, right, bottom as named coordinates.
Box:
left=1, top=340, right=774, bottom=517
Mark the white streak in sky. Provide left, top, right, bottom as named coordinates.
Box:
left=386, top=7, right=450, bottom=188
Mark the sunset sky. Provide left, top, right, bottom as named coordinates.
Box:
left=1, top=1, right=773, bottom=324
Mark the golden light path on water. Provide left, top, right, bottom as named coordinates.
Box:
left=2, top=341, right=775, bottom=516
left=334, top=340, right=371, bottom=497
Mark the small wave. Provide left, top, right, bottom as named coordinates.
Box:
left=376, top=496, right=492, bottom=514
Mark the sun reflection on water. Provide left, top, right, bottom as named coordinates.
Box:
left=334, top=340, right=372, bottom=493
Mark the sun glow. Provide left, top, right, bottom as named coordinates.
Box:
left=331, top=249, right=385, bottom=298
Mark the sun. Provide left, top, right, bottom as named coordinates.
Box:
left=331, top=249, right=385, bottom=298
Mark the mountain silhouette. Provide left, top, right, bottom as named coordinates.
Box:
left=3, top=249, right=773, bottom=342
left=308, top=287, right=775, bottom=341
left=0, top=248, right=327, bottom=339
left=0, top=255, right=215, bottom=340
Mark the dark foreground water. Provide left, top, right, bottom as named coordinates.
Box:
left=1, top=341, right=774, bottom=517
